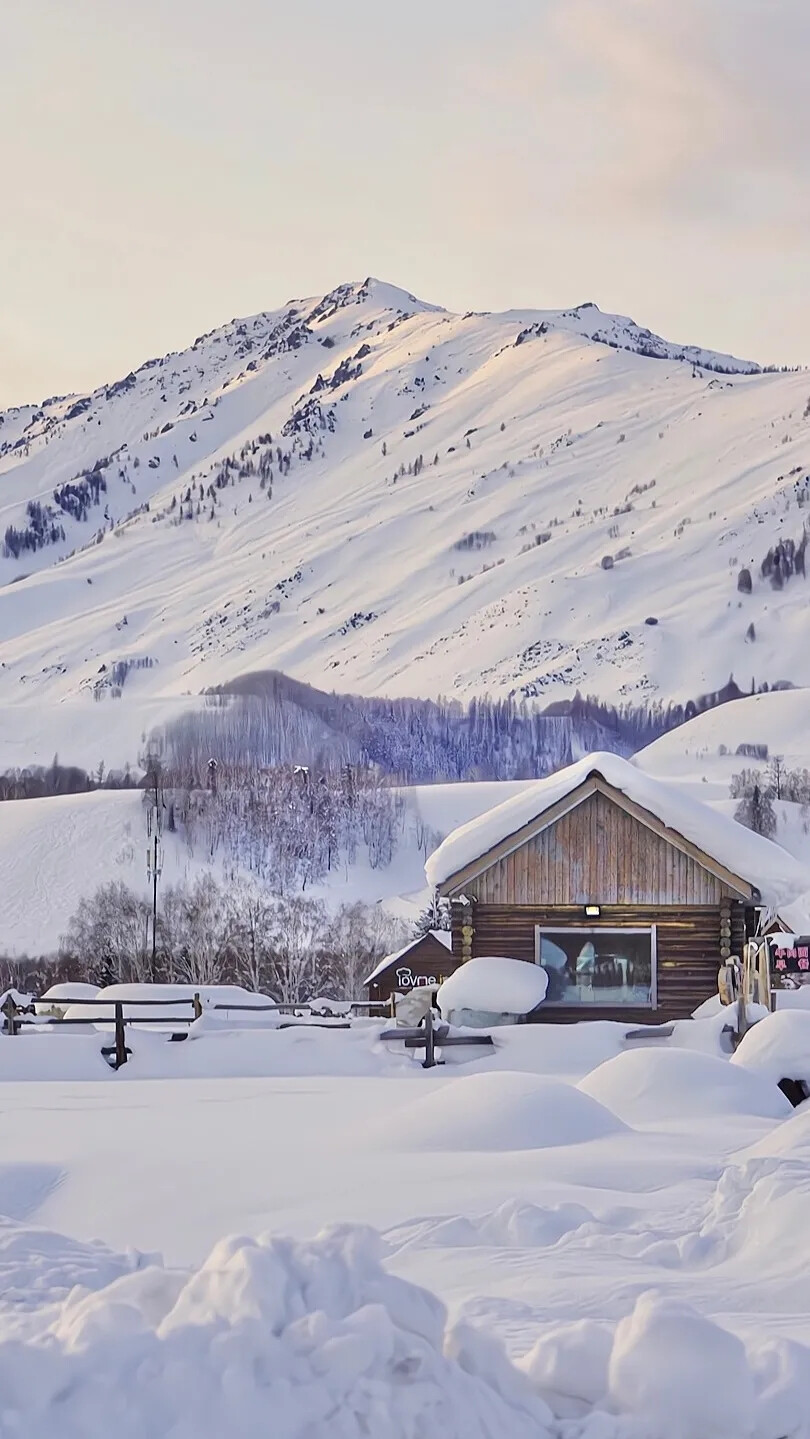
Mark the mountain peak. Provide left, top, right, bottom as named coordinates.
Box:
left=0, top=278, right=804, bottom=777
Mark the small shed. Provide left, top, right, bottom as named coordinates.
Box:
left=426, top=752, right=807, bottom=1024
left=365, top=930, right=457, bottom=1004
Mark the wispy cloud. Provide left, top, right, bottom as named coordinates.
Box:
left=514, top=0, right=810, bottom=237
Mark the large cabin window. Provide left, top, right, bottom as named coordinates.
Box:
left=535, top=927, right=657, bottom=1007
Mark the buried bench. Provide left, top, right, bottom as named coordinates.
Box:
left=379, top=1007, right=494, bottom=1069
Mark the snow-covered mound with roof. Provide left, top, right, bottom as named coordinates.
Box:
left=1, top=277, right=810, bottom=774
left=426, top=751, right=808, bottom=908
left=364, top=930, right=452, bottom=988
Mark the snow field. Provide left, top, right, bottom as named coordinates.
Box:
left=0, top=1009, right=806, bottom=1436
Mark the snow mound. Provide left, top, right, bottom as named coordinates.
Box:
left=731, top=1009, right=810, bottom=1088
left=747, top=1104, right=810, bottom=1160
left=377, top=1071, right=627, bottom=1152
left=2, top=1223, right=553, bottom=1439
left=608, top=1291, right=755, bottom=1439
left=519, top=1318, right=614, bottom=1415
left=386, top=1198, right=599, bottom=1253
left=579, top=1046, right=790, bottom=1124
left=0, top=1215, right=155, bottom=1312
left=65, top=982, right=278, bottom=1024
left=437, top=957, right=548, bottom=1019
left=35, top=982, right=100, bottom=1016
left=695, top=1156, right=810, bottom=1280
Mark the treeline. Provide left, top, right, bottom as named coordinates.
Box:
left=546, top=677, right=795, bottom=752
left=0, top=760, right=137, bottom=802
left=58, top=878, right=406, bottom=1002
left=155, top=672, right=620, bottom=785
left=152, top=669, right=794, bottom=787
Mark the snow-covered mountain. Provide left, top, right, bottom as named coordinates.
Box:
left=1, top=276, right=808, bottom=769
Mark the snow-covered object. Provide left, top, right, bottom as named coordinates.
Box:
left=375, top=1070, right=627, bottom=1152
left=608, top=1291, right=755, bottom=1439
left=0, top=988, right=33, bottom=1012
left=365, top=930, right=452, bottom=987
left=519, top=1319, right=614, bottom=1415
left=731, top=1009, right=810, bottom=1087
left=426, top=751, right=808, bottom=908
left=0, top=1222, right=554, bottom=1439
left=64, top=982, right=277, bottom=1024
left=35, top=982, right=100, bottom=1017
left=774, top=891, right=810, bottom=936
left=437, top=957, right=548, bottom=1019
left=579, top=1046, right=791, bottom=1124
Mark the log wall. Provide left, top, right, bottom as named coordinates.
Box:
left=451, top=902, right=748, bottom=1023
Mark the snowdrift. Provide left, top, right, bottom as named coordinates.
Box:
left=8, top=1215, right=810, bottom=1439
left=3, top=1223, right=554, bottom=1439
left=579, top=1046, right=791, bottom=1124
left=731, top=1009, right=810, bottom=1088
left=386, top=1197, right=600, bottom=1253
left=36, top=982, right=100, bottom=1016
left=64, top=982, right=280, bottom=1024
left=375, top=1070, right=627, bottom=1152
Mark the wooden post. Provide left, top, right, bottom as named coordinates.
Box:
left=192, top=992, right=203, bottom=1020
left=1, top=995, right=17, bottom=1037
left=388, top=993, right=396, bottom=1021
left=114, top=1002, right=127, bottom=1069
left=422, top=1006, right=435, bottom=1069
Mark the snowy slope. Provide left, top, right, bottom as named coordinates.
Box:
left=0, top=779, right=537, bottom=956
left=1, top=278, right=809, bottom=771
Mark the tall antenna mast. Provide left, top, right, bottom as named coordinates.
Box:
left=146, top=760, right=164, bottom=981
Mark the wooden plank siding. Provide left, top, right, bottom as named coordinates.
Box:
left=452, top=902, right=748, bottom=1024
left=471, top=792, right=741, bottom=906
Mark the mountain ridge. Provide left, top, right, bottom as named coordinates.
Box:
left=0, top=277, right=808, bottom=770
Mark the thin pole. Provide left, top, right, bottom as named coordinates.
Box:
left=151, top=825, right=158, bottom=982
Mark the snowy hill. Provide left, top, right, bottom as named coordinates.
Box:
left=1, top=277, right=808, bottom=771
left=0, top=778, right=537, bottom=957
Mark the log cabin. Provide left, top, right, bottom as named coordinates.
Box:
left=425, top=752, right=807, bottom=1024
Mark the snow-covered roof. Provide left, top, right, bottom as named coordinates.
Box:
left=364, top=930, right=452, bottom=987
left=425, top=751, right=808, bottom=908
left=775, top=892, right=810, bottom=936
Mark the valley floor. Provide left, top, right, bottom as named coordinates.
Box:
left=1, top=1015, right=809, bottom=1437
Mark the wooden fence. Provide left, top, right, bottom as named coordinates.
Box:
left=0, top=994, right=395, bottom=1069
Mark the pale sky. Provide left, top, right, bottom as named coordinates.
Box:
left=2, top=0, right=809, bottom=405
